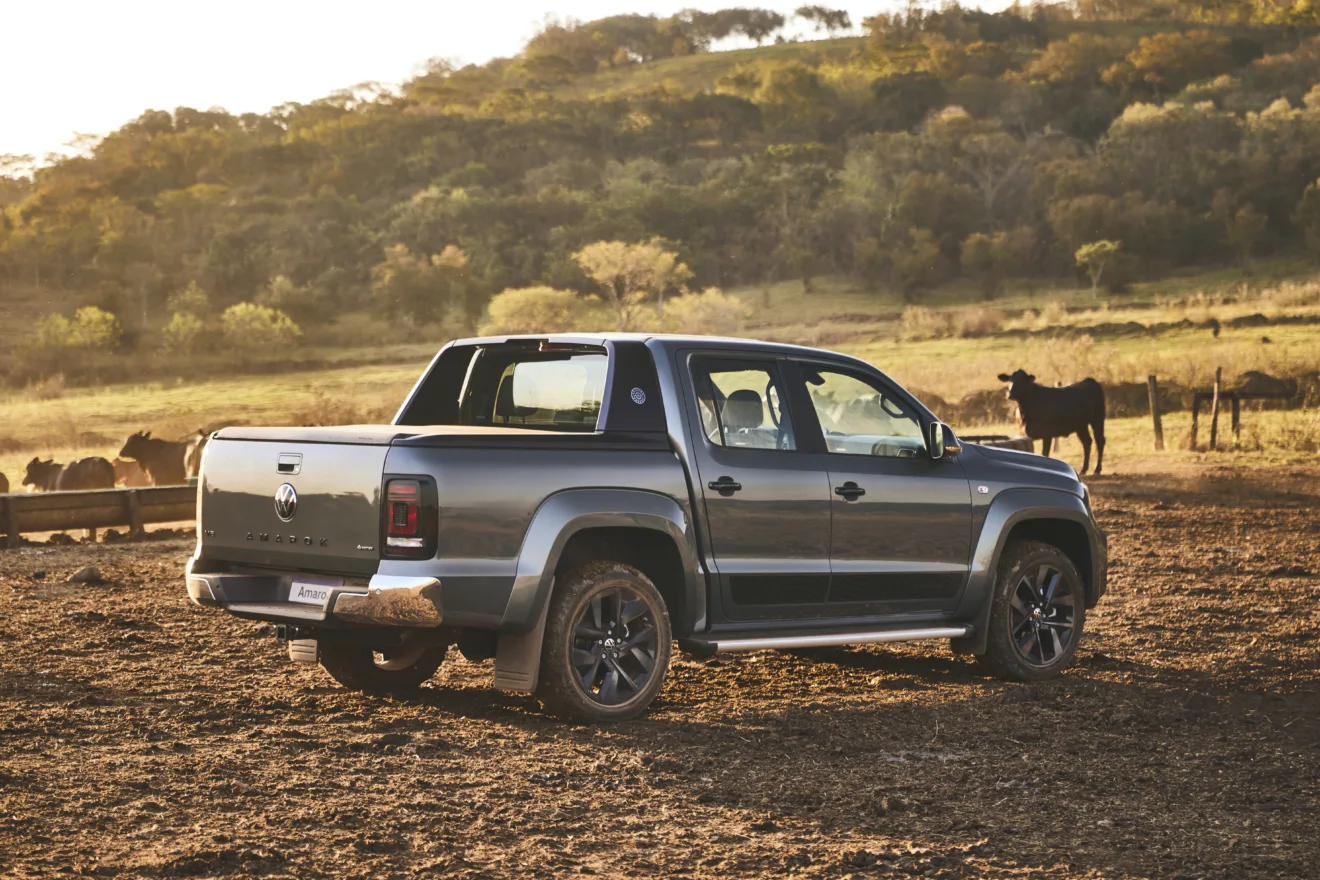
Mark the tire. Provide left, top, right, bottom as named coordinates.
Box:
left=318, top=641, right=446, bottom=695
left=536, top=562, right=672, bottom=722
left=977, top=540, right=1086, bottom=682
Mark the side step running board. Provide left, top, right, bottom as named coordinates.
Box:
left=680, top=626, right=971, bottom=656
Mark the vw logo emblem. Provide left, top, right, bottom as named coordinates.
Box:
left=274, top=483, right=298, bottom=522
left=630, top=387, right=646, bottom=405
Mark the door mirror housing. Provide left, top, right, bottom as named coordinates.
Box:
left=927, top=422, right=961, bottom=460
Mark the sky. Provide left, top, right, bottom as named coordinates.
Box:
left=2, top=1, right=1006, bottom=164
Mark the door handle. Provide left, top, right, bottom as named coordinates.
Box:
left=708, top=476, right=742, bottom=496
left=834, top=482, right=866, bottom=500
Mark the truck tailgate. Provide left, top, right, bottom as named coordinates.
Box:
left=199, top=429, right=395, bottom=576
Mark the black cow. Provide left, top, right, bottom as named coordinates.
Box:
left=22, top=457, right=116, bottom=491
left=56, top=457, right=116, bottom=491
left=22, top=458, right=63, bottom=491
left=997, top=370, right=1107, bottom=475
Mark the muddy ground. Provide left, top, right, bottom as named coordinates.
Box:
left=1, top=466, right=1318, bottom=879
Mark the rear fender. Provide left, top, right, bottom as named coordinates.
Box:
left=492, top=489, right=701, bottom=693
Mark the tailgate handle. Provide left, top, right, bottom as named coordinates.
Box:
left=277, top=453, right=302, bottom=475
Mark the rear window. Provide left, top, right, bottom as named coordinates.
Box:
left=489, top=354, right=608, bottom=431
left=394, top=342, right=614, bottom=432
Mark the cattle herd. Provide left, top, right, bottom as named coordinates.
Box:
left=0, top=370, right=1110, bottom=496
left=0, top=430, right=210, bottom=495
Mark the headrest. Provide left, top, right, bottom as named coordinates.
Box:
left=722, top=389, right=764, bottom=431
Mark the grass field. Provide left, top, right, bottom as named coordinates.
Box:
left=3, top=262, right=1319, bottom=487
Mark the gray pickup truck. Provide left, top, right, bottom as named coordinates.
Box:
left=187, top=334, right=1106, bottom=721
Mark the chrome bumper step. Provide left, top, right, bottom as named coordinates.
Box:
left=680, top=625, right=971, bottom=656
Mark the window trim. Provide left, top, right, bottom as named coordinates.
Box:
left=687, top=354, right=803, bottom=454
left=788, top=358, right=932, bottom=459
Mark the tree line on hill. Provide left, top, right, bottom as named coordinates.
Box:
left=4, top=0, right=1320, bottom=370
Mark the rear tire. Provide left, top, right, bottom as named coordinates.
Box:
left=977, top=540, right=1086, bottom=682
left=536, top=562, right=671, bottom=723
left=318, top=641, right=446, bottom=695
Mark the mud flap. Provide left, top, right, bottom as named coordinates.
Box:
left=950, top=601, right=992, bottom=656
left=492, top=596, right=551, bottom=693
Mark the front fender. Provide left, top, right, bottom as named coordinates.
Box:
left=499, top=488, right=703, bottom=633
left=952, top=488, right=1103, bottom=652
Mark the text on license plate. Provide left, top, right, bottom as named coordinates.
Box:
left=289, top=576, right=342, bottom=606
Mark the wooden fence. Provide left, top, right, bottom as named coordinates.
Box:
left=0, top=486, right=196, bottom=548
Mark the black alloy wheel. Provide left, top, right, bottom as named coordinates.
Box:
left=1008, top=562, right=1077, bottom=667
left=537, top=562, right=672, bottom=722
left=978, top=540, right=1086, bottom=682
left=571, top=586, right=661, bottom=706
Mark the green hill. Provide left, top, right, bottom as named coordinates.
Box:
left=3, top=2, right=1320, bottom=387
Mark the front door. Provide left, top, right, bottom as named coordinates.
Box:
left=681, top=354, right=833, bottom=621
left=794, top=362, right=973, bottom=615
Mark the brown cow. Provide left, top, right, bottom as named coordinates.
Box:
left=185, top=430, right=210, bottom=478
left=112, top=457, right=151, bottom=487
left=0, top=472, right=8, bottom=494
left=55, top=457, right=116, bottom=491
left=118, top=431, right=190, bottom=485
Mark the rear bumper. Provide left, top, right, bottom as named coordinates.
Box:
left=186, top=563, right=444, bottom=628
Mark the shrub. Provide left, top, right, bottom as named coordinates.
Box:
left=167, top=281, right=211, bottom=317
left=953, top=306, right=1006, bottom=337
left=161, top=312, right=205, bottom=354
left=31, top=307, right=121, bottom=350
left=661, top=287, right=749, bottom=336
left=219, top=302, right=301, bottom=350
left=479, top=287, right=600, bottom=335
left=257, top=275, right=324, bottom=325
left=899, top=306, right=954, bottom=341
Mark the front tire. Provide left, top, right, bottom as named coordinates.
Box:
left=977, top=541, right=1086, bottom=682
left=537, top=562, right=671, bottom=722
left=318, top=641, right=446, bottom=695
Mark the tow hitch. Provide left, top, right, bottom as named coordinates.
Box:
left=273, top=624, right=318, bottom=664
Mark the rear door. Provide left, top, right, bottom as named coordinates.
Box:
left=680, top=353, right=833, bottom=621
left=792, top=361, right=973, bottom=614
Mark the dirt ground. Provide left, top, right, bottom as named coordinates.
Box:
left=1, top=465, right=1318, bottom=879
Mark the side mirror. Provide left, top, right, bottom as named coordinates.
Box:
left=928, top=423, right=961, bottom=460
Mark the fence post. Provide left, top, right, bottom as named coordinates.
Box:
left=1230, top=393, right=1241, bottom=446
left=2, top=498, right=17, bottom=549
left=1190, top=393, right=1201, bottom=450
left=1209, top=366, right=1223, bottom=451
left=126, top=489, right=144, bottom=537
left=1147, top=375, right=1165, bottom=451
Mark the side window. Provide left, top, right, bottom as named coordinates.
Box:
left=691, top=359, right=796, bottom=451
left=800, top=366, right=925, bottom=458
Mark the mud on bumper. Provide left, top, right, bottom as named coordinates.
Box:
left=186, top=564, right=444, bottom=628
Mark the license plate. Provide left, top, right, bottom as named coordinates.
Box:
left=288, top=576, right=342, bottom=606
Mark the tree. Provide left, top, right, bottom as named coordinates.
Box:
left=167, top=281, right=210, bottom=317
left=796, top=6, right=852, bottom=35
left=257, top=275, right=324, bottom=325
left=480, top=286, right=600, bottom=335
left=161, top=312, right=204, bottom=354
left=369, top=244, right=478, bottom=326
left=961, top=233, right=1001, bottom=299
left=893, top=228, right=947, bottom=301
left=663, top=287, right=749, bottom=335
left=31, top=307, right=122, bottom=350
left=1075, top=240, right=1121, bottom=293
left=219, top=303, right=301, bottom=350
left=1292, top=178, right=1320, bottom=254
left=573, top=240, right=693, bottom=330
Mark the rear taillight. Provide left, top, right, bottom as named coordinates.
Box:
left=385, top=480, right=423, bottom=550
